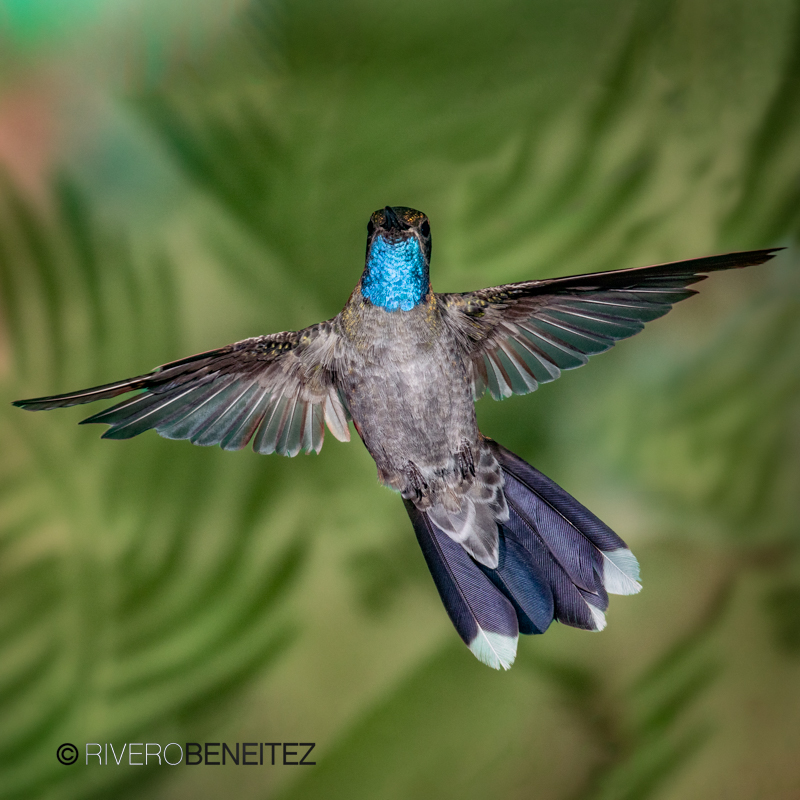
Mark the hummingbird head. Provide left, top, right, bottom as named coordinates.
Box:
left=361, top=206, right=432, bottom=312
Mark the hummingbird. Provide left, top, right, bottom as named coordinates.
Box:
left=14, top=207, right=780, bottom=670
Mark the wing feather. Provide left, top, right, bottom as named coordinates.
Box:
left=440, top=248, right=782, bottom=399
left=14, top=322, right=351, bottom=456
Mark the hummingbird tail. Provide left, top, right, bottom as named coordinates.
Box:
left=404, top=439, right=640, bottom=670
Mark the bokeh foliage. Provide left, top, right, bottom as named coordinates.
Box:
left=1, top=1, right=799, bottom=798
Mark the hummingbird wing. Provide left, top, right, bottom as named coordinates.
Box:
left=439, top=248, right=782, bottom=400
left=13, top=322, right=351, bottom=456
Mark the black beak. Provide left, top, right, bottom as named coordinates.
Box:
left=382, top=206, right=405, bottom=231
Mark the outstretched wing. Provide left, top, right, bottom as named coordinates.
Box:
left=13, top=321, right=351, bottom=456
left=439, top=248, right=782, bottom=400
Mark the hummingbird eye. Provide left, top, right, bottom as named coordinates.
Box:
left=367, top=220, right=375, bottom=235
left=420, top=219, right=430, bottom=237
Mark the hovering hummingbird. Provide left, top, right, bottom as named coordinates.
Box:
left=14, top=207, right=780, bottom=669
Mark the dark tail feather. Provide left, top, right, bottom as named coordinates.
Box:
left=477, top=533, right=554, bottom=635
left=487, top=439, right=641, bottom=615
left=406, top=440, right=640, bottom=668
left=489, top=438, right=640, bottom=634
left=404, top=499, right=520, bottom=670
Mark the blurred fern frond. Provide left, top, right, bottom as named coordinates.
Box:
left=0, top=180, right=307, bottom=800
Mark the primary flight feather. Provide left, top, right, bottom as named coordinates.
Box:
left=14, top=206, right=781, bottom=669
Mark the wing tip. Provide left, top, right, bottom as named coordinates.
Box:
left=689, top=246, right=784, bottom=275
left=11, top=375, right=150, bottom=412
left=727, top=246, right=785, bottom=269
left=12, top=395, right=78, bottom=411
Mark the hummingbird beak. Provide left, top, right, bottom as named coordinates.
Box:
left=382, top=206, right=405, bottom=231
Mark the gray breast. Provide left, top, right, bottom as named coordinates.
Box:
left=334, top=295, right=479, bottom=494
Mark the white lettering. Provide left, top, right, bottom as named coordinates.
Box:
left=163, top=743, right=183, bottom=765
left=128, top=743, right=143, bottom=766
left=145, top=743, right=162, bottom=765
left=85, top=744, right=102, bottom=765
left=109, top=743, right=127, bottom=765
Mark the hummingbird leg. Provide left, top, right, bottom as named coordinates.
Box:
left=402, top=462, right=429, bottom=502
left=457, top=442, right=476, bottom=480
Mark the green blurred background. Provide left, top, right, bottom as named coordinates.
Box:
left=1, top=1, right=799, bottom=798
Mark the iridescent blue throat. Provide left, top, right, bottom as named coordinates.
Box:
left=361, top=236, right=428, bottom=312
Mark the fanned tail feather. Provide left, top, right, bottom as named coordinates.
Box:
left=405, top=439, right=640, bottom=668
left=404, top=500, right=519, bottom=670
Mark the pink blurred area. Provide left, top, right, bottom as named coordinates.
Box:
left=0, top=0, right=244, bottom=196
left=0, top=0, right=247, bottom=212
left=0, top=82, right=58, bottom=202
